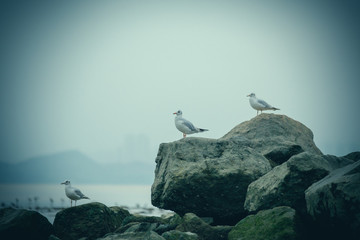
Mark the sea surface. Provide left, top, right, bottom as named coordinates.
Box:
left=0, top=184, right=170, bottom=223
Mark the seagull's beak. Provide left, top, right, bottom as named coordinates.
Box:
left=61, top=182, right=65, bottom=185
left=173, top=112, right=177, bottom=115
left=247, top=94, right=250, bottom=97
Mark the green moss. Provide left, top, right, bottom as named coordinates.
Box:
left=228, top=206, right=297, bottom=240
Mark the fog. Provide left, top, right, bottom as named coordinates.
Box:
left=1, top=0, right=359, bottom=164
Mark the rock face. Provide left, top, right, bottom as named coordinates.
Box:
left=222, top=114, right=322, bottom=163
left=305, top=160, right=360, bottom=240
left=152, top=114, right=323, bottom=224
left=228, top=206, right=300, bottom=240
left=152, top=136, right=272, bottom=224
left=53, top=202, right=126, bottom=240
left=0, top=207, right=53, bottom=240
left=244, top=152, right=353, bottom=214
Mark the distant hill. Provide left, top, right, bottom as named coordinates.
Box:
left=0, top=150, right=155, bottom=184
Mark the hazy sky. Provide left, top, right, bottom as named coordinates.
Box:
left=1, top=0, right=359, bottom=164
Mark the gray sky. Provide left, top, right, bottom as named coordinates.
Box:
left=1, top=0, right=359, bottom=164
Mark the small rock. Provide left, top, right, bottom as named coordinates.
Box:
left=162, top=230, right=198, bottom=240
left=122, top=214, right=167, bottom=226
left=98, top=231, right=165, bottom=240
left=176, top=213, right=232, bottom=240
left=228, top=206, right=300, bottom=240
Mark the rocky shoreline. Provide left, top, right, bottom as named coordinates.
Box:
left=1, top=114, right=359, bottom=240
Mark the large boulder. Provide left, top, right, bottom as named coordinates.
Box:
left=152, top=114, right=324, bottom=224
left=222, top=114, right=322, bottom=164
left=152, top=136, right=271, bottom=224
left=228, top=206, right=300, bottom=240
left=305, top=160, right=360, bottom=240
left=244, top=152, right=353, bottom=214
left=53, top=202, right=123, bottom=240
left=0, top=207, right=53, bottom=240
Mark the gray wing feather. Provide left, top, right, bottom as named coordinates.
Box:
left=75, top=189, right=86, bottom=198
left=257, top=99, right=271, bottom=108
left=182, top=119, right=197, bottom=131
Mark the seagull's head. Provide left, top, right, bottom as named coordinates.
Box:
left=61, top=180, right=71, bottom=186
left=173, top=110, right=182, bottom=116
left=247, top=93, right=255, bottom=97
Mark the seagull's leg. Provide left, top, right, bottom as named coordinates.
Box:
left=256, top=110, right=258, bottom=116
left=183, top=133, right=186, bottom=138
left=71, top=200, right=72, bottom=207
left=75, top=201, right=77, bottom=206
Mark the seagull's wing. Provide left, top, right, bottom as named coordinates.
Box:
left=181, top=118, right=197, bottom=132
left=257, top=99, right=272, bottom=108
left=74, top=189, right=88, bottom=199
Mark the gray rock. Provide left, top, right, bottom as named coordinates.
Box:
left=0, top=207, right=53, bottom=240
left=123, top=222, right=159, bottom=233
left=53, top=202, right=120, bottom=240
left=244, top=152, right=353, bottom=213
left=98, top=231, right=165, bottom=240
left=162, top=230, right=198, bottom=240
left=152, top=114, right=326, bottom=224
left=121, top=214, right=167, bottom=226
left=342, top=151, right=360, bottom=161
left=264, top=144, right=304, bottom=167
left=228, top=206, right=300, bottom=240
left=222, top=114, right=322, bottom=157
left=116, top=213, right=181, bottom=236
left=109, top=206, right=131, bottom=230
left=305, top=160, right=360, bottom=240
left=175, top=213, right=232, bottom=240
left=152, top=137, right=271, bottom=224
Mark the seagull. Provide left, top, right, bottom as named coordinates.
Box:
left=247, top=93, right=279, bottom=115
left=173, top=110, right=208, bottom=138
left=61, top=180, right=89, bottom=207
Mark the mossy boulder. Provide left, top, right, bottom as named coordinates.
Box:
left=53, top=202, right=123, bottom=240
left=0, top=207, right=53, bottom=240
left=228, top=206, right=300, bottom=240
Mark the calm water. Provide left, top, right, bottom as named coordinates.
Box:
left=0, top=184, right=153, bottom=208
left=0, top=184, right=168, bottom=223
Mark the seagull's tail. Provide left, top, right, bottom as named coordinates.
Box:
left=82, top=196, right=90, bottom=199
left=272, top=107, right=280, bottom=111
left=198, top=128, right=209, bottom=132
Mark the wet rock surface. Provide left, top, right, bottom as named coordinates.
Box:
left=0, top=207, right=53, bottom=240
